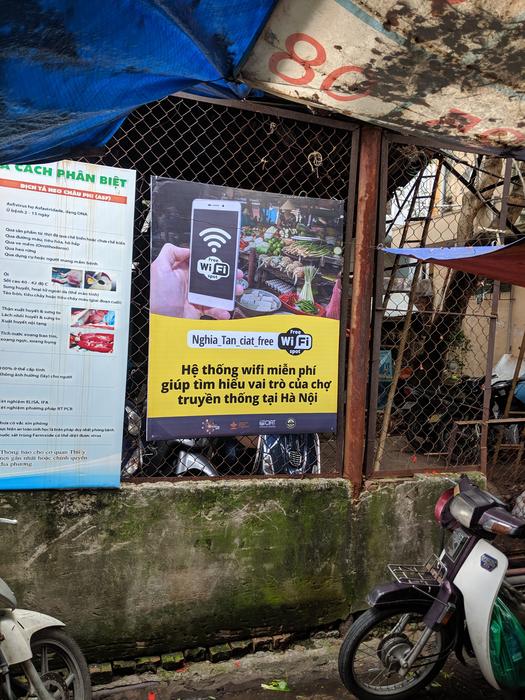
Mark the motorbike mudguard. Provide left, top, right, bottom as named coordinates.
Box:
left=367, top=581, right=441, bottom=607
left=175, top=450, right=219, bottom=477
left=255, top=434, right=321, bottom=475
left=454, top=540, right=507, bottom=690
left=0, top=609, right=64, bottom=666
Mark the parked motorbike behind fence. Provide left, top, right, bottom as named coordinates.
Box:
left=402, top=375, right=485, bottom=463
left=0, top=519, right=91, bottom=700
left=338, top=475, right=525, bottom=699
left=122, top=403, right=321, bottom=477
left=399, top=372, right=525, bottom=464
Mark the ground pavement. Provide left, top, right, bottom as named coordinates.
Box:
left=92, top=637, right=504, bottom=700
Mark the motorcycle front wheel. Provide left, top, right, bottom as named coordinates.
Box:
left=338, top=603, right=451, bottom=700
left=14, top=627, right=91, bottom=700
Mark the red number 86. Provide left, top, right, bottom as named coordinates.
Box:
left=269, top=32, right=371, bottom=102
left=269, top=33, right=326, bottom=86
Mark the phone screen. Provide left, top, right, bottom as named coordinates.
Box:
left=189, top=206, right=240, bottom=301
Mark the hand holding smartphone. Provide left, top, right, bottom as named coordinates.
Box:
left=188, top=199, right=242, bottom=312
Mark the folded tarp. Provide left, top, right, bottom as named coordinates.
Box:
left=385, top=238, right=525, bottom=288
left=0, top=0, right=277, bottom=164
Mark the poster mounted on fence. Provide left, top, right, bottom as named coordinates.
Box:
left=0, top=160, right=135, bottom=488
left=147, top=177, right=344, bottom=439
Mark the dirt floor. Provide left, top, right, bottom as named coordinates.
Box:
left=379, top=436, right=446, bottom=471
left=93, top=637, right=504, bottom=700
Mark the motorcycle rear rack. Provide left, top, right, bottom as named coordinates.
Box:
left=388, top=554, right=447, bottom=595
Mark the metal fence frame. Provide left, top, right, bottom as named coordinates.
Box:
left=85, top=93, right=525, bottom=489
left=86, top=94, right=360, bottom=481
left=365, top=132, right=520, bottom=482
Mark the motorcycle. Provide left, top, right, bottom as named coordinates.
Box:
left=491, top=377, right=525, bottom=446
left=122, top=402, right=320, bottom=477
left=403, top=375, right=484, bottom=462
left=173, top=436, right=258, bottom=477
left=338, top=475, right=525, bottom=699
left=0, top=518, right=91, bottom=700
left=121, top=402, right=144, bottom=476
left=164, top=433, right=320, bottom=477
left=255, top=433, right=320, bottom=476
left=403, top=373, right=525, bottom=464
left=122, top=401, right=185, bottom=477
left=122, top=403, right=257, bottom=477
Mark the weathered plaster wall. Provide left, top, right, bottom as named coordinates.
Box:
left=0, top=476, right=451, bottom=661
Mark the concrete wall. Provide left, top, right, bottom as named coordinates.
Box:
left=0, top=476, right=449, bottom=661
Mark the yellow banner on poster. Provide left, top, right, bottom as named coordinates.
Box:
left=148, top=314, right=339, bottom=421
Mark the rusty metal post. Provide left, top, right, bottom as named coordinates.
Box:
left=336, top=129, right=360, bottom=475
left=481, top=157, right=512, bottom=472
left=343, top=127, right=382, bottom=486
left=365, top=137, right=390, bottom=474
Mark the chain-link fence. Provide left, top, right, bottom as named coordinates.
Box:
left=84, top=95, right=357, bottom=479
left=367, top=139, right=525, bottom=497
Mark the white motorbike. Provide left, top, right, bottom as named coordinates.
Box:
left=339, top=476, right=525, bottom=699
left=0, top=519, right=91, bottom=700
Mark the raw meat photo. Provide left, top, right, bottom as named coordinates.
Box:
left=51, top=267, right=82, bottom=288
left=70, top=308, right=115, bottom=329
left=69, top=331, right=114, bottom=354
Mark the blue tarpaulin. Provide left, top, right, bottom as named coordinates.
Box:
left=385, top=238, right=525, bottom=288
left=0, top=0, right=277, bottom=164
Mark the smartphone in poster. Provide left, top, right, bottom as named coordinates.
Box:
left=147, top=177, right=345, bottom=440
left=0, top=160, right=135, bottom=488
left=188, top=199, right=241, bottom=311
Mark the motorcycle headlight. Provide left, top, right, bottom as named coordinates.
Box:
left=449, top=495, right=475, bottom=528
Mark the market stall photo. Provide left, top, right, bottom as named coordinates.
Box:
left=236, top=196, right=344, bottom=320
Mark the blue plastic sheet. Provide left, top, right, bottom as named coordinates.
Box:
left=385, top=245, right=505, bottom=261
left=0, top=0, right=277, bottom=164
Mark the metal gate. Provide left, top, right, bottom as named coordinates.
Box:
left=86, top=95, right=359, bottom=479
left=367, top=135, right=525, bottom=498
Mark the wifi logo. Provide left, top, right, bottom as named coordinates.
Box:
left=199, top=227, right=231, bottom=254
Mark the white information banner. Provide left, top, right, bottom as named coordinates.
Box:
left=0, top=161, right=136, bottom=488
